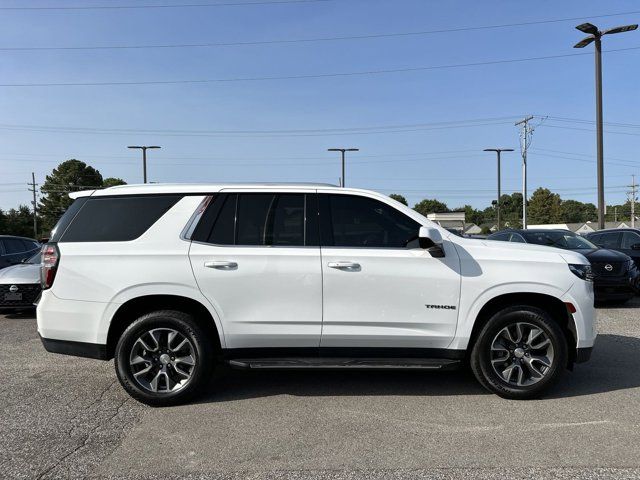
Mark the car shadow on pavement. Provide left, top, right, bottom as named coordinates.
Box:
left=195, top=334, right=640, bottom=403
left=1, top=309, right=36, bottom=319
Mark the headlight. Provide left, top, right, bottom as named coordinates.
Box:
left=569, top=263, right=594, bottom=282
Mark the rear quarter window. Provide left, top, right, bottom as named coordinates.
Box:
left=58, top=195, right=183, bottom=242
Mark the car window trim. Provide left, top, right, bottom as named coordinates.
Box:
left=190, top=192, right=319, bottom=249
left=318, top=193, right=423, bottom=250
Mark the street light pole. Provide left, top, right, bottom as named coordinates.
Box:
left=328, top=148, right=359, bottom=187
left=127, top=145, right=161, bottom=183
left=484, top=148, right=514, bottom=230
left=574, top=21, right=637, bottom=229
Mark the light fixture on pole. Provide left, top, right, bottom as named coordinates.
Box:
left=484, top=148, right=513, bottom=230
left=574, top=21, right=638, bottom=229
left=328, top=148, right=359, bottom=187
left=127, top=145, right=161, bottom=184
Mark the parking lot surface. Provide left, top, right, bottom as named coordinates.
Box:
left=2, top=302, right=640, bottom=480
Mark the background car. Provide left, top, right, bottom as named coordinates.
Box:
left=488, top=229, right=639, bottom=304
left=584, top=228, right=640, bottom=269
left=0, top=250, right=42, bottom=311
left=0, top=235, right=40, bottom=270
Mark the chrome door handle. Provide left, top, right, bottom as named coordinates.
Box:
left=204, top=260, right=238, bottom=269
left=327, top=261, right=360, bottom=270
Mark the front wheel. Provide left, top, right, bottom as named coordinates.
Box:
left=470, top=306, right=568, bottom=399
left=114, top=310, right=213, bottom=407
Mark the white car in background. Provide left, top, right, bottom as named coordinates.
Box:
left=0, top=251, right=42, bottom=310
left=36, top=183, right=596, bottom=406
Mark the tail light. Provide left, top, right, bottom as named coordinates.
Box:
left=41, top=243, right=60, bottom=290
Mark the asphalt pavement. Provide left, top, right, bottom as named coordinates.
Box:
left=1, top=300, right=640, bottom=480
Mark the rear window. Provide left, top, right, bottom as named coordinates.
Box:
left=58, top=195, right=183, bottom=242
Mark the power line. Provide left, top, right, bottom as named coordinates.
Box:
left=0, top=0, right=330, bottom=11
left=2, top=47, right=639, bottom=87
left=0, top=117, right=520, bottom=137
left=3, top=10, right=640, bottom=51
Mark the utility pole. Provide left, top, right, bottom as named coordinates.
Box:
left=27, top=172, right=38, bottom=238
left=628, top=174, right=637, bottom=228
left=574, top=21, right=638, bottom=229
left=483, top=148, right=514, bottom=230
left=327, top=148, right=359, bottom=187
left=127, top=146, right=161, bottom=183
left=515, top=116, right=534, bottom=229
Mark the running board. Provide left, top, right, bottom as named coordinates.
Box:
left=227, top=357, right=461, bottom=370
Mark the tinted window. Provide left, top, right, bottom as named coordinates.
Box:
left=321, top=194, right=420, bottom=248
left=202, top=193, right=310, bottom=247
left=509, top=233, right=526, bottom=243
left=60, top=195, right=183, bottom=242
left=622, top=231, right=640, bottom=249
left=523, top=231, right=597, bottom=250
left=49, top=197, right=89, bottom=241
left=2, top=238, right=26, bottom=254
left=587, top=233, right=601, bottom=245
left=21, top=240, right=39, bottom=250
left=598, top=232, right=622, bottom=249
left=489, top=233, right=509, bottom=241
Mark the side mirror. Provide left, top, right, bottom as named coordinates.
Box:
left=631, top=243, right=640, bottom=251
left=419, top=226, right=445, bottom=257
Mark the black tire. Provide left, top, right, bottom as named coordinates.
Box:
left=114, top=310, right=214, bottom=407
left=470, top=305, right=568, bottom=400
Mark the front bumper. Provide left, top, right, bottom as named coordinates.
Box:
left=0, top=283, right=41, bottom=309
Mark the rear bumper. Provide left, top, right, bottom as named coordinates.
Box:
left=575, top=346, right=593, bottom=363
left=39, top=334, right=109, bottom=360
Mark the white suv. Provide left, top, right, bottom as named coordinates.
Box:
left=37, top=183, right=596, bottom=406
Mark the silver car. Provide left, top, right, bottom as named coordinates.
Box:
left=0, top=251, right=41, bottom=310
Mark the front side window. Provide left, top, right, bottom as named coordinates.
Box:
left=598, top=232, right=622, bottom=249
left=2, top=238, right=26, bottom=254
left=320, top=194, right=421, bottom=248
left=622, top=231, right=640, bottom=249
left=195, top=193, right=314, bottom=247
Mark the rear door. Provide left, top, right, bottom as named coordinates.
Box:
left=318, top=191, right=460, bottom=350
left=188, top=190, right=323, bottom=350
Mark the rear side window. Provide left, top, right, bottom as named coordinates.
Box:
left=193, top=193, right=316, bottom=247
left=59, top=195, right=183, bottom=242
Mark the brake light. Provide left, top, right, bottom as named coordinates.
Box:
left=41, top=243, right=60, bottom=290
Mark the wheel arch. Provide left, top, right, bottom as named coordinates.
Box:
left=467, top=292, right=577, bottom=366
left=106, top=294, right=222, bottom=360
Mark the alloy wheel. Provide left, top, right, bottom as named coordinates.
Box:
left=129, top=328, right=196, bottom=394
left=490, top=322, right=555, bottom=387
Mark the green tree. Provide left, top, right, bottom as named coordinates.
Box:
left=561, top=199, right=597, bottom=223
left=388, top=193, right=408, bottom=206
left=413, top=198, right=449, bottom=216
left=2, top=205, right=34, bottom=237
left=484, top=193, right=523, bottom=229
left=528, top=188, right=562, bottom=225
left=38, top=160, right=104, bottom=233
left=102, top=177, right=127, bottom=188
left=459, top=204, right=485, bottom=226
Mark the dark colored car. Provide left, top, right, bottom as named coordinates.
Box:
left=0, top=251, right=41, bottom=310
left=584, top=228, right=640, bottom=269
left=488, top=229, right=640, bottom=304
left=0, top=235, right=41, bottom=270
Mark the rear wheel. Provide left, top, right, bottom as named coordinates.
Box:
left=470, top=306, right=567, bottom=399
left=114, top=310, right=213, bottom=406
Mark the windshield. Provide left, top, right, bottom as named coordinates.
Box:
left=523, top=231, right=598, bottom=250
left=25, top=252, right=42, bottom=264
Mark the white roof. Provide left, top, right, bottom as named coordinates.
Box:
left=69, top=182, right=339, bottom=199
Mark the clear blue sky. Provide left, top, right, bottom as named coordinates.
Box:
left=1, top=0, right=639, bottom=211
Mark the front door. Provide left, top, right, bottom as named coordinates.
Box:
left=621, top=231, right=640, bottom=268
left=318, top=192, right=460, bottom=350
left=189, top=191, right=322, bottom=349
